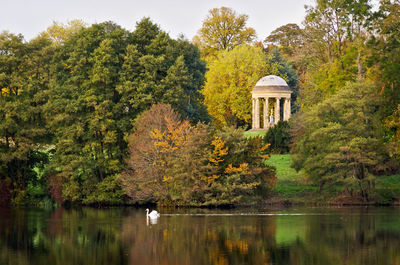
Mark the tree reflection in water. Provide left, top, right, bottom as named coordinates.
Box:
left=0, top=207, right=399, bottom=265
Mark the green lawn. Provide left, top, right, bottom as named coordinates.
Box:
left=265, top=154, right=318, bottom=201
left=243, top=130, right=266, bottom=138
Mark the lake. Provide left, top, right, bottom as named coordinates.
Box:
left=0, top=207, right=399, bottom=265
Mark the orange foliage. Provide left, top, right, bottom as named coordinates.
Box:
left=209, top=136, right=228, bottom=165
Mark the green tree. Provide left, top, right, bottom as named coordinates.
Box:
left=303, top=0, right=372, bottom=63
left=0, top=32, right=54, bottom=204
left=263, top=121, right=291, bottom=154
left=291, top=80, right=390, bottom=200
left=268, top=48, right=300, bottom=112
left=44, top=22, right=127, bottom=203
left=264, top=23, right=304, bottom=56
left=368, top=0, right=400, bottom=114
left=193, top=7, right=256, bottom=59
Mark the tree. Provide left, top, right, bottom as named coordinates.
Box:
left=268, top=48, right=301, bottom=112
left=265, top=1, right=374, bottom=109
left=263, top=121, right=291, bottom=154
left=303, top=0, right=372, bottom=63
left=385, top=104, right=400, bottom=161
left=193, top=7, right=256, bottom=59
left=0, top=32, right=54, bottom=204
left=297, top=0, right=373, bottom=108
left=202, top=45, right=286, bottom=128
left=368, top=0, right=400, bottom=115
left=41, top=20, right=86, bottom=45
left=120, top=103, right=191, bottom=203
left=166, top=126, right=276, bottom=206
left=291, top=80, right=390, bottom=200
left=264, top=23, right=304, bottom=56
left=121, top=103, right=276, bottom=206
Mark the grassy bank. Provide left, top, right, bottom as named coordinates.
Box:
left=265, top=154, right=318, bottom=204
left=266, top=154, right=400, bottom=205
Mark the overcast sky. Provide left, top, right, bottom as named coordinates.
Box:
left=2, top=0, right=314, bottom=42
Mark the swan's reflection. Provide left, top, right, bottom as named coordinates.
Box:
left=146, top=216, right=158, bottom=226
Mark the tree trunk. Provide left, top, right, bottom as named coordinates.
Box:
left=357, top=50, right=362, bottom=78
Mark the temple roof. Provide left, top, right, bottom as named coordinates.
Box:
left=252, top=75, right=291, bottom=93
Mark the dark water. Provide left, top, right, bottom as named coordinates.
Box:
left=0, top=207, right=400, bottom=265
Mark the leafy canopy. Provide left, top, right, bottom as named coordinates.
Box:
left=193, top=7, right=256, bottom=59
left=291, top=80, right=389, bottom=200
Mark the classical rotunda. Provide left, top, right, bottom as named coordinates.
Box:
left=251, top=75, right=292, bottom=130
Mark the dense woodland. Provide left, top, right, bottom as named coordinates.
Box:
left=1, top=0, right=400, bottom=206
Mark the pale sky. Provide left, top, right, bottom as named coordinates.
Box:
left=2, top=0, right=314, bottom=42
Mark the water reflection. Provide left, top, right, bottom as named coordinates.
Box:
left=146, top=216, right=158, bottom=226
left=0, top=207, right=399, bottom=265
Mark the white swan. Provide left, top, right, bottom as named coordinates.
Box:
left=146, top=208, right=160, bottom=219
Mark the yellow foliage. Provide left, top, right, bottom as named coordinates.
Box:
left=260, top=143, right=270, bottom=151
left=151, top=129, right=165, bottom=140
left=224, top=163, right=249, bottom=174
left=1, top=87, right=21, bottom=96
left=1, top=87, right=10, bottom=96
left=165, top=117, right=189, bottom=147
left=259, top=144, right=270, bottom=159
left=162, top=176, right=171, bottom=182
left=200, top=174, right=220, bottom=182
left=151, top=117, right=189, bottom=153
left=209, top=136, right=228, bottom=165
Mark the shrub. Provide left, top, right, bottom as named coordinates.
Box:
left=263, top=121, right=291, bottom=154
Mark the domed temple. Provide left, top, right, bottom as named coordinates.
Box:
left=251, top=75, right=292, bottom=130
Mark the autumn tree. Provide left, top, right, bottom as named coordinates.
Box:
left=193, top=7, right=256, bottom=59
left=203, top=45, right=298, bottom=128
left=121, top=103, right=190, bottom=203
left=122, top=104, right=276, bottom=206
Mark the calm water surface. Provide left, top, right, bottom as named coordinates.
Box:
left=0, top=207, right=399, bottom=265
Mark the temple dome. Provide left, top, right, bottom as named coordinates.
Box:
left=252, top=75, right=291, bottom=92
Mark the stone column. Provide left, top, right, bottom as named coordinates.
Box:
left=283, top=98, right=291, bottom=121
left=255, top=97, right=260, bottom=129
left=283, top=98, right=289, bottom=121
left=252, top=98, right=255, bottom=128
left=275, top=98, right=280, bottom=125
left=263, top=97, right=269, bottom=129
